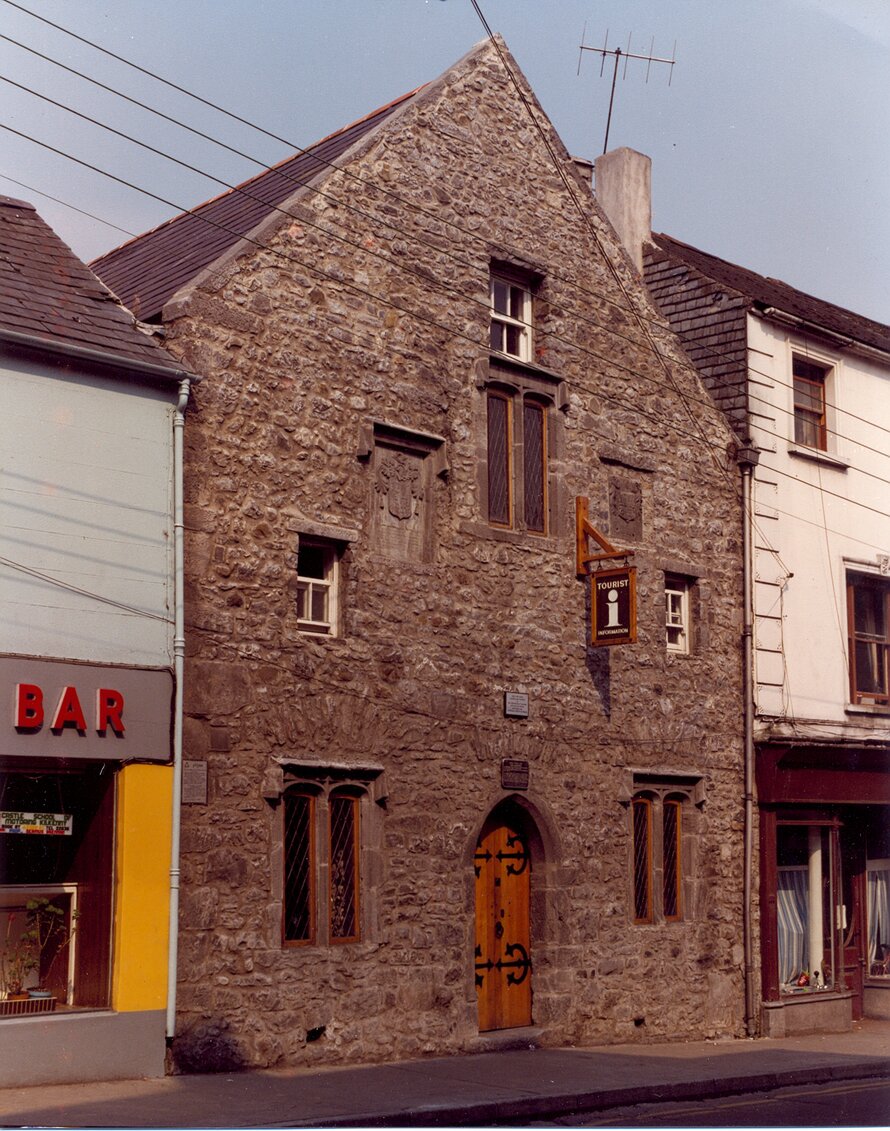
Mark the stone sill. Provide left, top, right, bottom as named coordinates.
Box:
left=845, top=704, right=890, bottom=717
left=459, top=519, right=556, bottom=547
left=787, top=445, right=849, bottom=471
left=764, top=989, right=852, bottom=1009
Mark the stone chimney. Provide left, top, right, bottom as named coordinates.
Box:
left=594, top=148, right=651, bottom=272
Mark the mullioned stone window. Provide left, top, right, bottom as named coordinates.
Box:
left=624, top=772, right=704, bottom=926
left=265, top=760, right=386, bottom=950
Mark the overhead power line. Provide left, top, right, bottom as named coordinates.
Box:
left=5, top=0, right=890, bottom=461
left=3, top=1, right=886, bottom=531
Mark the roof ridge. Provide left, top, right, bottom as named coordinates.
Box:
left=652, top=231, right=890, bottom=337
left=90, top=83, right=426, bottom=268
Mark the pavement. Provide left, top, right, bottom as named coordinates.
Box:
left=0, top=1021, right=888, bottom=1128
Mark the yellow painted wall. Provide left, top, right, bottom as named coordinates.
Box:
left=112, top=763, right=172, bottom=1012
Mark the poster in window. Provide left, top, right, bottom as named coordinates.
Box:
left=591, top=566, right=637, bottom=647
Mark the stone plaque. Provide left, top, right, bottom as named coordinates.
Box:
left=182, top=760, right=208, bottom=804
left=501, top=759, right=530, bottom=790
left=504, top=692, right=529, bottom=718
left=609, top=475, right=643, bottom=540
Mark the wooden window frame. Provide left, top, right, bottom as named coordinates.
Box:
left=632, top=796, right=653, bottom=924
left=486, top=389, right=513, bottom=528
left=847, top=573, right=890, bottom=706
left=281, top=782, right=368, bottom=948
left=792, top=356, right=829, bottom=451
left=522, top=397, right=548, bottom=534
left=665, top=576, right=691, bottom=654
left=328, top=790, right=361, bottom=944
left=630, top=781, right=697, bottom=925
left=490, top=275, right=532, bottom=363
left=296, top=538, right=338, bottom=636
left=662, top=798, right=683, bottom=921
left=485, top=386, right=551, bottom=535
left=282, top=789, right=317, bottom=946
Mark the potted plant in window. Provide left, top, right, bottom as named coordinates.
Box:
left=1, top=911, right=39, bottom=1002
left=22, top=897, right=78, bottom=1001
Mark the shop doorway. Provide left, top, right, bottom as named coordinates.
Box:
left=474, top=803, right=532, bottom=1031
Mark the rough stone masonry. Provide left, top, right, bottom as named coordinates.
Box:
left=150, top=38, right=747, bottom=1070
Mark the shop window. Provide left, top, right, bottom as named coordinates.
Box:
left=665, top=575, right=692, bottom=654
left=867, top=858, right=890, bottom=977
left=776, top=824, right=838, bottom=992
left=283, top=785, right=362, bottom=947
left=792, top=356, right=829, bottom=450
left=486, top=389, right=549, bottom=533
left=847, top=573, right=890, bottom=706
left=0, top=765, right=113, bottom=1010
left=490, top=275, right=532, bottom=362
left=631, top=780, right=696, bottom=925
left=296, top=539, right=339, bottom=636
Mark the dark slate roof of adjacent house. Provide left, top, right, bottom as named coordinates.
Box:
left=90, top=88, right=423, bottom=322
left=0, top=194, right=188, bottom=380
left=649, top=233, right=890, bottom=355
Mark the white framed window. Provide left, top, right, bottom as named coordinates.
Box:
left=792, top=356, right=830, bottom=450
left=296, top=540, right=338, bottom=635
left=665, top=576, right=690, bottom=653
left=490, top=275, right=532, bottom=362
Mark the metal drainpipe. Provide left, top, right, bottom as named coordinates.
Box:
left=166, top=377, right=191, bottom=1044
left=737, top=441, right=760, bottom=1038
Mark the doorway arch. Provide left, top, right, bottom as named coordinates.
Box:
left=473, top=798, right=545, bottom=1031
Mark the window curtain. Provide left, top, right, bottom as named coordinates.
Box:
left=777, top=866, right=808, bottom=985
left=867, top=861, right=890, bottom=972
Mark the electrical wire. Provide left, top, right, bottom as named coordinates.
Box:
left=5, top=5, right=890, bottom=460
left=0, top=169, right=137, bottom=236
left=0, top=554, right=172, bottom=622
left=3, top=8, right=886, bottom=537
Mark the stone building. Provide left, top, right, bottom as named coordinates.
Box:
left=92, top=39, right=746, bottom=1070
left=597, top=147, right=890, bottom=1038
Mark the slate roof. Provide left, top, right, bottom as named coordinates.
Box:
left=0, top=194, right=188, bottom=380
left=649, top=233, right=890, bottom=355
left=90, top=89, right=423, bottom=322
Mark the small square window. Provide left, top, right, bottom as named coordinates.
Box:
left=793, top=357, right=829, bottom=450
left=665, top=576, right=691, bottom=654
left=490, top=275, right=531, bottom=362
left=296, top=540, right=338, bottom=635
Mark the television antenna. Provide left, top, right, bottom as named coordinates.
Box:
left=578, top=28, right=677, bottom=154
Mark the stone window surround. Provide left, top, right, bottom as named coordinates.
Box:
left=264, top=759, right=386, bottom=950
left=471, top=355, right=567, bottom=544
left=284, top=516, right=359, bottom=641
left=659, top=558, right=708, bottom=656
left=620, top=771, right=705, bottom=926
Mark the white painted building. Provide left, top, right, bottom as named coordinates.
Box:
left=596, top=147, right=890, bottom=1038
left=0, top=195, right=199, bottom=1084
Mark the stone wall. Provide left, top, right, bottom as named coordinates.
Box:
left=162, top=39, right=746, bottom=1070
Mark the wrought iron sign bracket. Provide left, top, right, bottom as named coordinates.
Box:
left=575, top=496, right=635, bottom=578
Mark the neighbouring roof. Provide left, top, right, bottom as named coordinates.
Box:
left=649, top=233, right=890, bottom=355
left=0, top=194, right=188, bottom=380
left=90, top=89, right=424, bottom=322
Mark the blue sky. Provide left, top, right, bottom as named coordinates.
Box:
left=1, top=0, right=888, bottom=322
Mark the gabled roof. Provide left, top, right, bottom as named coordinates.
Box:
left=0, top=194, right=188, bottom=381
left=649, top=233, right=890, bottom=355
left=90, top=89, right=423, bottom=321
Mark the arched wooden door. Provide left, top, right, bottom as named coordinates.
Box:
left=474, top=812, right=532, bottom=1031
